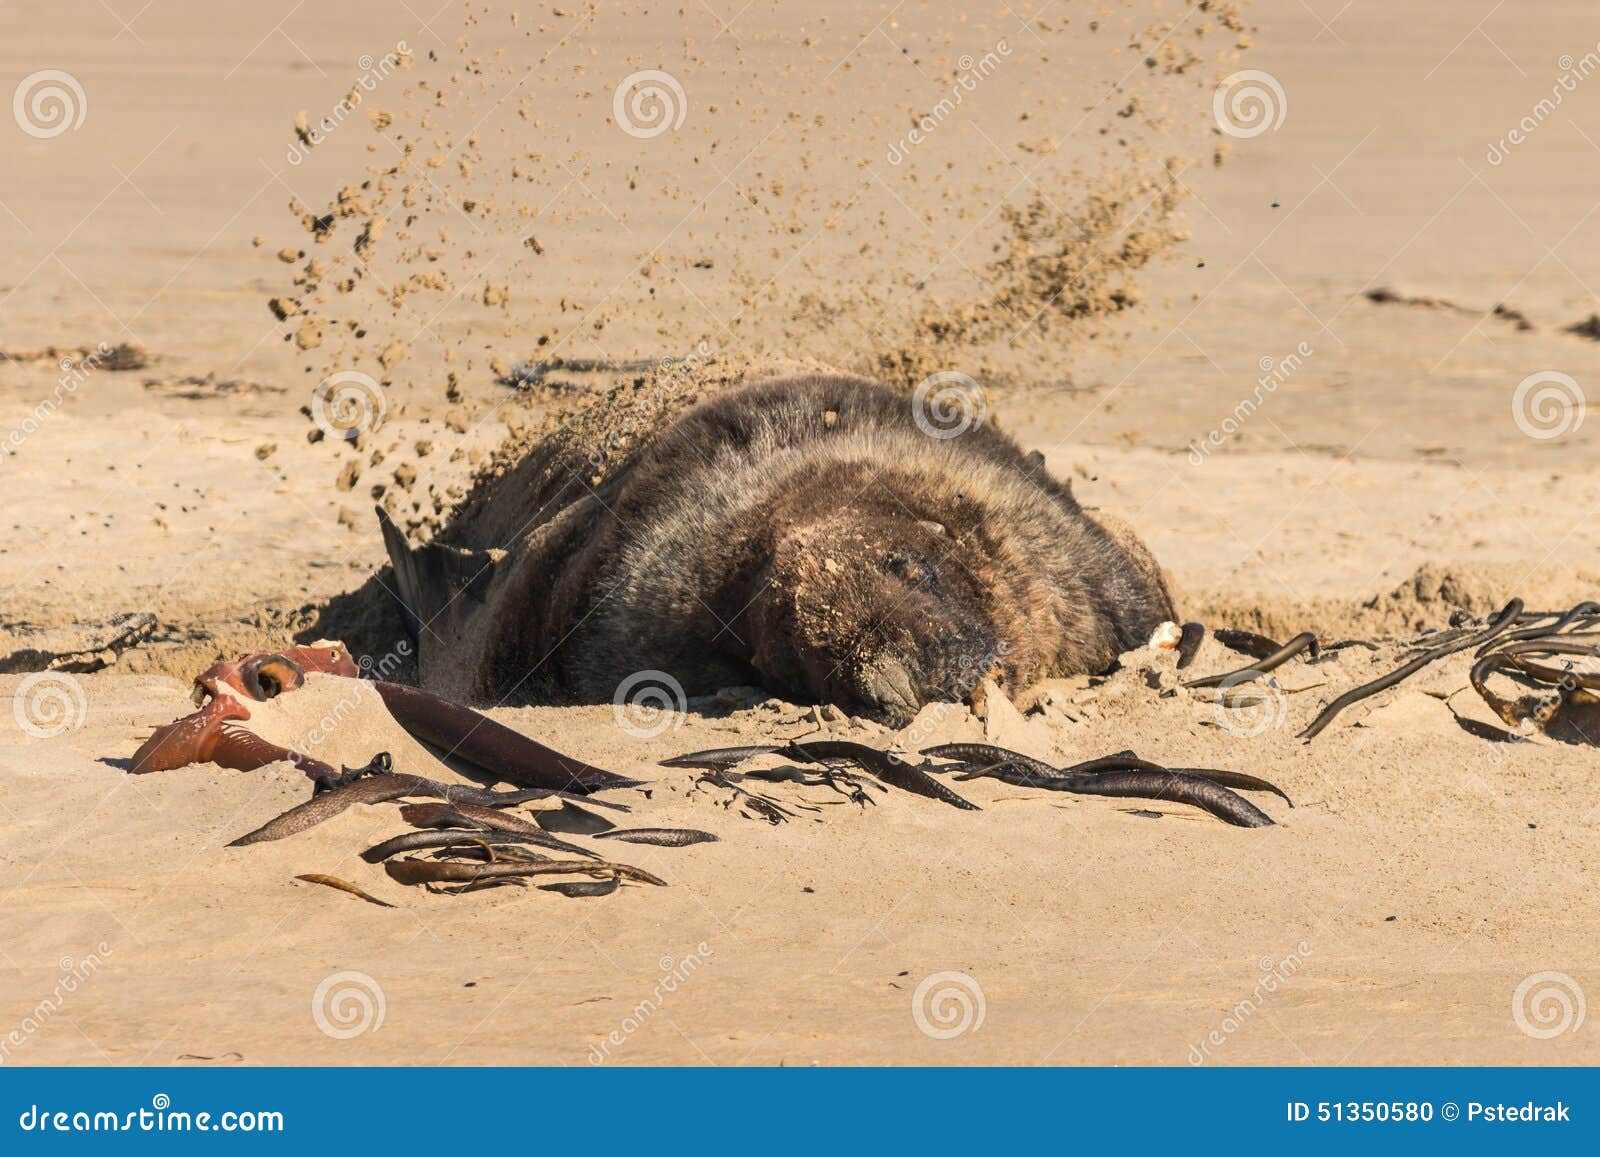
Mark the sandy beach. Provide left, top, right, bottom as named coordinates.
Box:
left=3, top=0, right=1598, bottom=1066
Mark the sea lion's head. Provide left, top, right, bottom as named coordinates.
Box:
left=747, top=509, right=1004, bottom=725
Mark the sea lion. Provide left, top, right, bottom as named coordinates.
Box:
left=379, top=372, right=1177, bottom=725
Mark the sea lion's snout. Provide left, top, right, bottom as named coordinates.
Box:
left=750, top=512, right=1003, bottom=725
left=856, top=656, right=920, bottom=718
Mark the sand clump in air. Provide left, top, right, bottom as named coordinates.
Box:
left=262, top=1, right=1257, bottom=535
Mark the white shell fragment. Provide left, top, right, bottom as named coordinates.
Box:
left=1147, top=621, right=1183, bottom=650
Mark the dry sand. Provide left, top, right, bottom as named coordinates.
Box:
left=3, top=1, right=1599, bottom=1065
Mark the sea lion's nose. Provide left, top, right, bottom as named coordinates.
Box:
left=857, top=656, right=920, bottom=719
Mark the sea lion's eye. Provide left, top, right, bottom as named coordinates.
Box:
left=880, top=548, right=940, bottom=593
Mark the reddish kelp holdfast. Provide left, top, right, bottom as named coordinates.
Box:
left=129, top=640, right=639, bottom=793
left=124, top=641, right=680, bottom=902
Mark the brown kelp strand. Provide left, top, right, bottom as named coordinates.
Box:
left=1064, top=754, right=1293, bottom=807
left=940, top=747, right=1292, bottom=808
left=1176, top=621, right=1206, bottom=669
left=397, top=802, right=599, bottom=858
left=1471, top=638, right=1600, bottom=731
left=660, top=745, right=783, bottom=769
left=228, top=772, right=558, bottom=846
left=385, top=857, right=667, bottom=888
left=783, top=739, right=979, bottom=810
left=293, top=873, right=396, bottom=907
left=1184, top=632, right=1319, bottom=690
left=1319, top=639, right=1381, bottom=654
left=950, top=761, right=1076, bottom=788
left=1056, top=770, right=1274, bottom=828
left=1211, top=629, right=1285, bottom=660
left=1299, top=599, right=1523, bottom=740
left=540, top=878, right=622, bottom=898
left=361, top=828, right=591, bottom=863
left=921, top=743, right=1060, bottom=783
left=535, top=801, right=619, bottom=836
left=371, top=680, right=643, bottom=794
left=593, top=827, right=719, bottom=847
left=1473, top=600, right=1600, bottom=656
left=693, top=769, right=802, bottom=823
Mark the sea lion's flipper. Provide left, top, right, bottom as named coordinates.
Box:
left=376, top=505, right=506, bottom=640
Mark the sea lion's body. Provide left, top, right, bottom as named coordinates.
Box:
left=381, top=373, right=1176, bottom=723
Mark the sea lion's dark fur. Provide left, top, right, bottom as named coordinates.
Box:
left=381, top=373, right=1176, bottom=723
